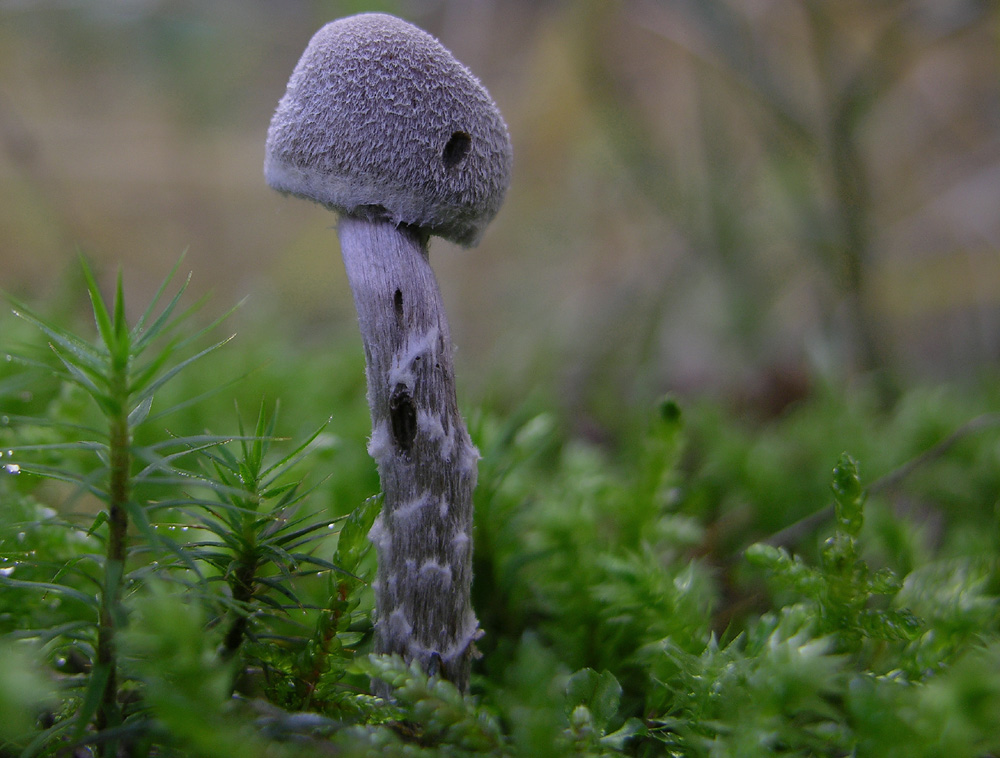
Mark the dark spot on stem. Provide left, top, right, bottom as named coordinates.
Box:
left=389, top=383, right=417, bottom=453
left=394, top=289, right=404, bottom=328
left=427, top=651, right=442, bottom=677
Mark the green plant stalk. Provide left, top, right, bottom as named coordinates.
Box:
left=299, top=579, right=350, bottom=709
left=6, top=258, right=245, bottom=749
left=219, top=411, right=267, bottom=661
left=95, top=350, right=131, bottom=736
left=221, top=553, right=258, bottom=658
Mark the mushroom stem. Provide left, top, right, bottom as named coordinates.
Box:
left=337, top=214, right=480, bottom=692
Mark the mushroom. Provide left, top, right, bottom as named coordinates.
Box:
left=264, top=13, right=512, bottom=692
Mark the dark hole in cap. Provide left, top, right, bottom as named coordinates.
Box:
left=442, top=131, right=472, bottom=170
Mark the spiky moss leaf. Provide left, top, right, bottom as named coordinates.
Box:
left=565, top=668, right=621, bottom=733
left=848, top=643, right=1000, bottom=758
left=491, top=635, right=572, bottom=756
left=476, top=405, right=712, bottom=682
left=650, top=629, right=849, bottom=756
left=359, top=655, right=504, bottom=754
left=895, top=556, right=1000, bottom=675
left=334, top=494, right=380, bottom=574
left=0, top=488, right=99, bottom=632
left=746, top=454, right=923, bottom=667
left=831, top=453, right=865, bottom=537
left=0, top=639, right=55, bottom=748
left=120, top=583, right=254, bottom=757
left=564, top=667, right=645, bottom=753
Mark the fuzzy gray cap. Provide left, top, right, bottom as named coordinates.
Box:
left=265, top=13, right=512, bottom=247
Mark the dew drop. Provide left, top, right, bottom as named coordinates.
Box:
left=181, top=526, right=189, bottom=532
left=4, top=464, right=19, bottom=474
left=327, top=523, right=335, bottom=530
left=0, top=566, right=13, bottom=577
left=16, top=531, right=25, bottom=542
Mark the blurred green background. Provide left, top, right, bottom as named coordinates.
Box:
left=1, top=0, right=998, bottom=432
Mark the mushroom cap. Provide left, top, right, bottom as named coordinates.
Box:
left=265, top=13, right=512, bottom=247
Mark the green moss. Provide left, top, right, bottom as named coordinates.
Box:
left=2, top=261, right=1000, bottom=756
